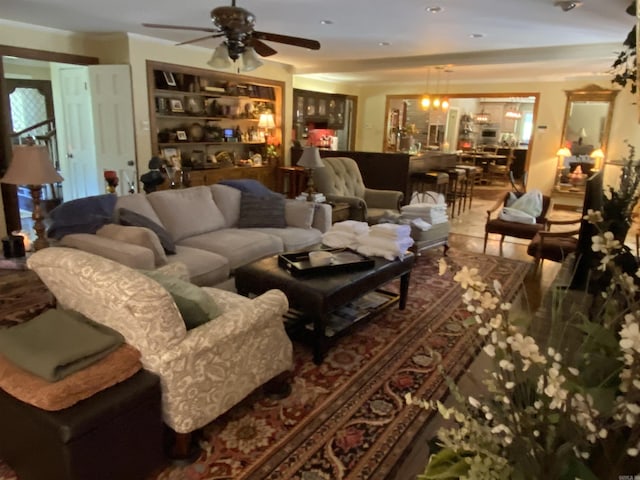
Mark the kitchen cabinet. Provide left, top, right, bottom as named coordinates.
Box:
left=147, top=61, right=284, bottom=186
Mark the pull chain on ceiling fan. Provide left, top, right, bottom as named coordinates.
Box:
left=143, top=0, right=321, bottom=72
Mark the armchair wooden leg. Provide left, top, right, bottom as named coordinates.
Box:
left=264, top=370, right=293, bottom=400
left=483, top=233, right=489, bottom=253
left=167, top=430, right=202, bottom=465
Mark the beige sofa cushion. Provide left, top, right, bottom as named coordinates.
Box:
left=210, top=184, right=241, bottom=227
left=147, top=186, right=226, bottom=242
left=115, top=193, right=164, bottom=226
left=97, top=224, right=167, bottom=267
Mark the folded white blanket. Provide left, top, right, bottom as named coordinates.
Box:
left=499, top=207, right=536, bottom=225
left=402, top=202, right=447, bottom=212
left=358, top=234, right=414, bottom=251
left=331, top=220, right=370, bottom=236
left=356, top=243, right=412, bottom=261
left=401, top=212, right=448, bottom=225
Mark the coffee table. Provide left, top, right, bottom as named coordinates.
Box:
left=235, top=251, right=414, bottom=363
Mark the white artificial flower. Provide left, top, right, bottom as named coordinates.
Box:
left=493, top=279, right=503, bottom=296
left=479, top=291, right=499, bottom=310
left=454, top=266, right=483, bottom=290
left=468, top=396, right=481, bottom=409
left=438, top=258, right=448, bottom=276
left=483, top=344, right=496, bottom=357
left=489, top=314, right=503, bottom=329
left=620, top=321, right=640, bottom=353
left=584, top=209, right=603, bottom=224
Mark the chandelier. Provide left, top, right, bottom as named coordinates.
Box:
left=420, top=66, right=449, bottom=112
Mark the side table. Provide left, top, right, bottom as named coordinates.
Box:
left=331, top=202, right=350, bottom=223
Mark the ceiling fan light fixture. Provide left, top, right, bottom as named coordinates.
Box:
left=207, top=43, right=233, bottom=69
left=240, top=47, right=263, bottom=72
left=554, top=0, right=583, bottom=12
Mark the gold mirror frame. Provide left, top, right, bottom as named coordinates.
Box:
left=560, top=84, right=619, bottom=155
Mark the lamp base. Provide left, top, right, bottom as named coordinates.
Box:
left=29, top=185, right=49, bottom=251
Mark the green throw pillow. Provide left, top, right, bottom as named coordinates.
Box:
left=141, top=270, right=221, bottom=330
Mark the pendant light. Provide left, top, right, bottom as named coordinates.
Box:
left=420, top=68, right=431, bottom=110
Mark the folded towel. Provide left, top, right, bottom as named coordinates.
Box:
left=356, top=243, right=412, bottom=261
left=0, top=309, right=124, bottom=382
left=321, top=231, right=359, bottom=249
left=358, top=234, right=414, bottom=252
left=331, top=220, right=370, bottom=236
left=411, top=218, right=432, bottom=231
left=370, top=223, right=412, bottom=239
left=402, top=203, right=447, bottom=213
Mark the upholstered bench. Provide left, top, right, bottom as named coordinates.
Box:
left=0, top=369, right=164, bottom=480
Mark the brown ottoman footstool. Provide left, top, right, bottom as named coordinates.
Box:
left=0, top=369, right=164, bottom=480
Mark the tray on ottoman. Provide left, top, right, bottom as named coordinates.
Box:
left=278, top=248, right=374, bottom=276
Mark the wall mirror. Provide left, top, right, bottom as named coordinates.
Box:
left=560, top=84, right=619, bottom=171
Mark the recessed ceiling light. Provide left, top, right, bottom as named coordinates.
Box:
left=425, top=6, right=443, bottom=13
left=320, top=19, right=333, bottom=25
left=469, top=33, right=485, bottom=39
left=379, top=42, right=391, bottom=46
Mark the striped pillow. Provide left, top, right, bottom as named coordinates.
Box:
left=237, top=192, right=286, bottom=228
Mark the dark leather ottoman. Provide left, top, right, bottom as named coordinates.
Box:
left=0, top=369, right=164, bottom=480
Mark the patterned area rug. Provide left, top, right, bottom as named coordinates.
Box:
left=0, top=250, right=528, bottom=480
left=153, top=249, right=529, bottom=480
left=0, top=268, right=55, bottom=329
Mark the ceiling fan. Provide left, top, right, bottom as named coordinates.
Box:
left=143, top=0, right=321, bottom=65
left=553, top=0, right=583, bottom=12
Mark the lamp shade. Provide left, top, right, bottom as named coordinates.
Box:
left=258, top=113, right=275, bottom=129
left=241, top=47, right=263, bottom=72
left=590, top=148, right=605, bottom=160
left=207, top=43, right=233, bottom=69
left=556, top=147, right=572, bottom=157
left=297, top=146, right=324, bottom=169
left=2, top=145, right=63, bottom=185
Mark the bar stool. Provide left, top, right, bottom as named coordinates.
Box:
left=409, top=171, right=449, bottom=203
left=435, top=168, right=466, bottom=219
left=455, top=165, right=480, bottom=212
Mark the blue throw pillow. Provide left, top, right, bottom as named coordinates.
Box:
left=218, top=179, right=275, bottom=196
left=47, top=194, right=117, bottom=240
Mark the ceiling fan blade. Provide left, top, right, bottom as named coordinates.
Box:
left=142, top=23, right=219, bottom=33
left=253, top=31, right=320, bottom=50
left=176, top=34, right=224, bottom=46
left=250, top=39, right=278, bottom=57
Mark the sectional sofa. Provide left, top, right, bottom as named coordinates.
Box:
left=57, top=184, right=332, bottom=287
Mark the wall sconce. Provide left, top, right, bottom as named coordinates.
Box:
left=296, top=146, right=324, bottom=201
left=590, top=148, right=605, bottom=171
left=1, top=145, right=63, bottom=250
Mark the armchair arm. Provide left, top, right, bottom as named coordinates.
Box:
left=324, top=194, right=367, bottom=222
left=545, top=217, right=583, bottom=228
left=364, top=188, right=404, bottom=210
left=486, top=197, right=506, bottom=221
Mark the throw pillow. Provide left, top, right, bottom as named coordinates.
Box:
left=140, top=270, right=221, bottom=330
left=285, top=201, right=315, bottom=229
left=237, top=192, right=286, bottom=228
left=47, top=194, right=118, bottom=240
left=218, top=179, right=275, bottom=196
left=118, top=208, right=176, bottom=254
left=97, top=224, right=167, bottom=267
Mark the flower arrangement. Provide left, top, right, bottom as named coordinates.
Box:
left=602, top=141, right=639, bottom=234
left=406, top=214, right=640, bottom=479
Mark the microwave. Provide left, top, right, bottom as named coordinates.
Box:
left=481, top=128, right=498, bottom=139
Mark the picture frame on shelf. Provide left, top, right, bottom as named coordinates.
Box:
left=160, top=147, right=181, bottom=167
left=170, top=99, right=184, bottom=113
left=176, top=130, right=188, bottom=141
left=163, top=71, right=177, bottom=87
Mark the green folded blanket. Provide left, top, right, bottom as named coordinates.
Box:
left=0, top=309, right=124, bottom=382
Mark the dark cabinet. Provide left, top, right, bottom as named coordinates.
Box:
left=293, top=89, right=346, bottom=129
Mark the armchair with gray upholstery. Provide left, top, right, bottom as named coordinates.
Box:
left=312, top=156, right=404, bottom=224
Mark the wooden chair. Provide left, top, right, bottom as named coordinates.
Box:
left=487, top=151, right=513, bottom=185
left=484, top=192, right=551, bottom=254
left=526, top=217, right=581, bottom=271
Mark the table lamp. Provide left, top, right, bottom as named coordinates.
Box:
left=296, top=146, right=324, bottom=201
left=590, top=148, right=605, bottom=171
left=556, top=147, right=572, bottom=185
left=1, top=145, right=63, bottom=251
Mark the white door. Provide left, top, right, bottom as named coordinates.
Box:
left=58, top=67, right=98, bottom=200
left=88, top=65, right=137, bottom=196
left=56, top=65, right=137, bottom=200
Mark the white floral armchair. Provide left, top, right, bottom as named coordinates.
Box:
left=27, top=247, right=293, bottom=456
